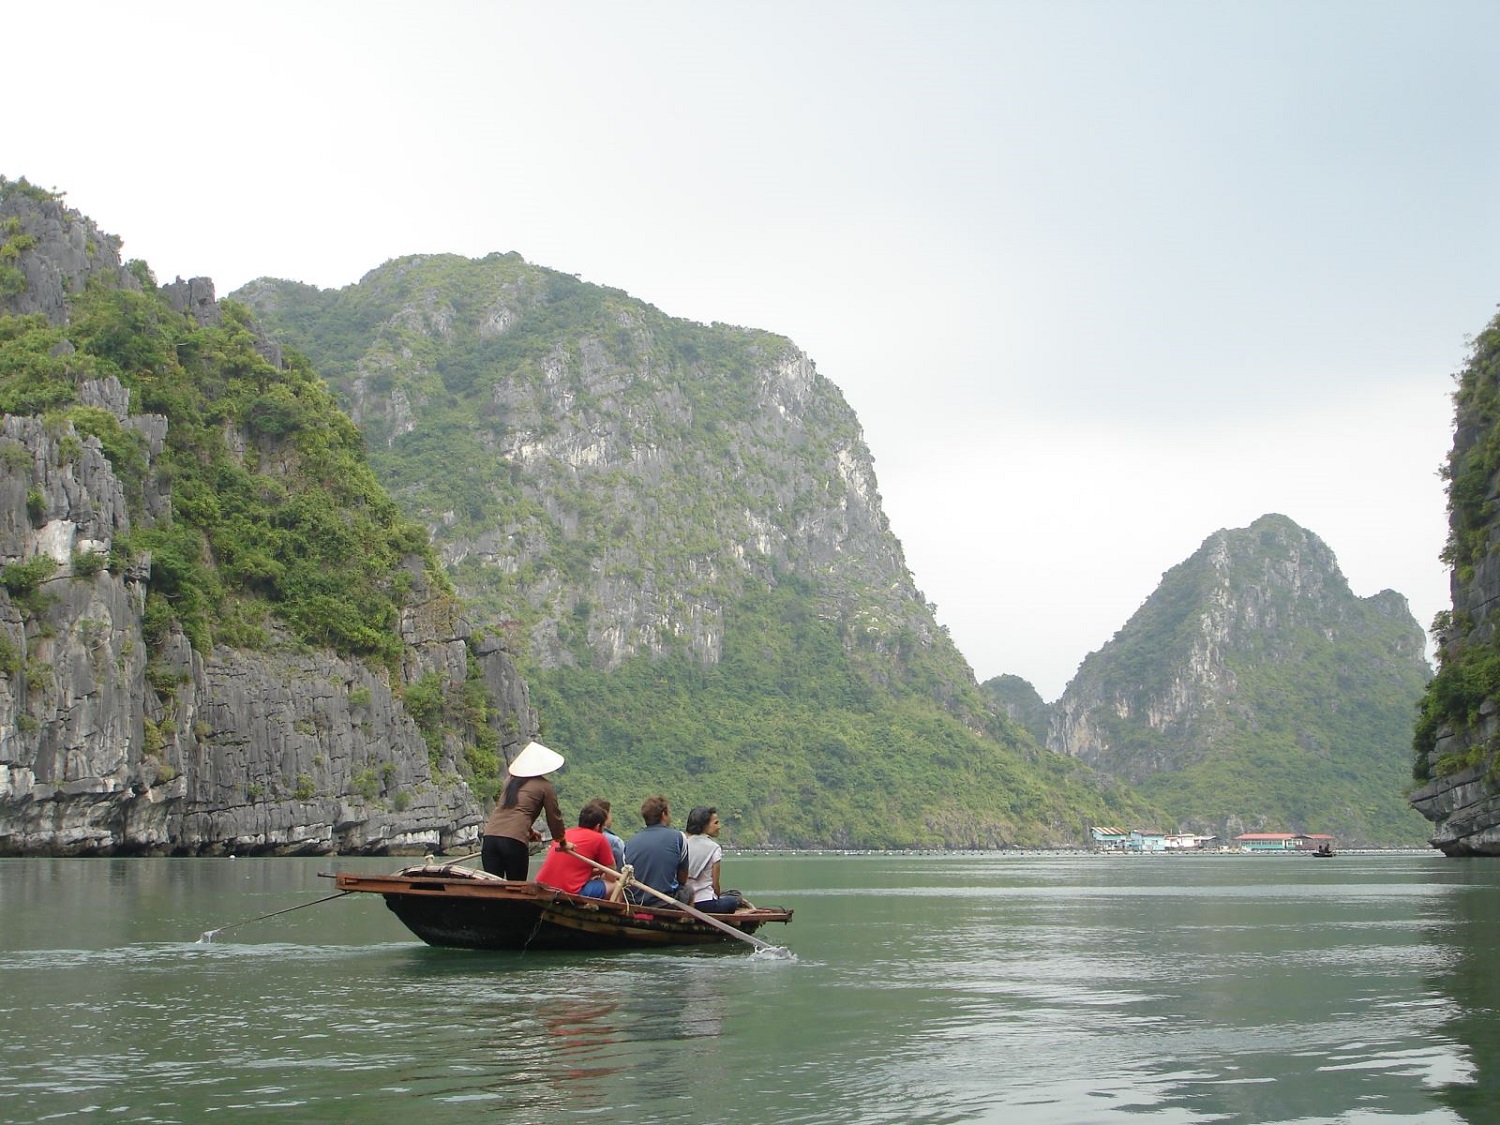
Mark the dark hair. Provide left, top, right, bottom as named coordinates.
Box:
left=500, top=774, right=525, bottom=809
left=684, top=806, right=716, bottom=835
left=640, top=795, right=670, bottom=826
left=578, top=802, right=607, bottom=830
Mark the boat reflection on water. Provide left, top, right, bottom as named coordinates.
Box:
left=542, top=999, right=624, bottom=1083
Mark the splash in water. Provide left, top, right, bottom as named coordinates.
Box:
left=749, top=945, right=796, bottom=962
left=197, top=929, right=220, bottom=944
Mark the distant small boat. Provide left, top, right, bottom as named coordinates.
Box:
left=1312, top=844, right=1335, bottom=858
left=334, top=864, right=793, bottom=951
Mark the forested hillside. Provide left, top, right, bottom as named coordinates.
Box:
left=980, top=674, right=1050, bottom=746
left=1051, top=515, right=1432, bottom=846
left=235, top=256, right=1159, bottom=845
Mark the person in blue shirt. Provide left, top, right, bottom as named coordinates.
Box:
left=591, top=797, right=627, bottom=871
left=622, top=794, right=688, bottom=906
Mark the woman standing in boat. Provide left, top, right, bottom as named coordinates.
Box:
left=481, top=741, right=572, bottom=880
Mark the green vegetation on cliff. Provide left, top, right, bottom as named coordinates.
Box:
left=0, top=213, right=438, bottom=668
left=1415, top=309, right=1500, bottom=782
left=1058, top=515, right=1432, bottom=846
left=238, top=254, right=1157, bottom=845
left=979, top=674, right=1052, bottom=746
left=1136, top=625, right=1430, bottom=844
left=533, top=580, right=1158, bottom=847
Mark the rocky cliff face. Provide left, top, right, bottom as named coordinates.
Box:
left=1049, top=514, right=1432, bottom=846
left=1411, top=311, right=1500, bottom=855
left=0, top=181, right=534, bottom=855
left=230, top=257, right=1134, bottom=848
left=0, top=177, right=140, bottom=322
left=0, top=379, right=504, bottom=853
left=234, top=257, right=970, bottom=708
left=5, top=182, right=1147, bottom=853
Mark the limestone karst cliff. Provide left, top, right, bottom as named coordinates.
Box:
left=234, top=255, right=1162, bottom=847
left=2, top=179, right=1159, bottom=851
left=233, top=260, right=943, bottom=693
left=1411, top=309, right=1500, bottom=855
left=0, top=178, right=534, bottom=855
left=3, top=178, right=1449, bottom=852
left=1049, top=514, right=1432, bottom=847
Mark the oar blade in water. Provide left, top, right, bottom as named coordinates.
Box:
left=749, top=945, right=796, bottom=961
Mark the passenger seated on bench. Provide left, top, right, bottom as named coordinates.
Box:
left=623, top=795, right=688, bottom=906
left=589, top=797, right=627, bottom=870
left=535, top=801, right=618, bottom=898
left=683, top=805, right=744, bottom=913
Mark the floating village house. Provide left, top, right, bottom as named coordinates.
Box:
left=1089, top=828, right=1218, bottom=852
left=1233, top=833, right=1336, bottom=853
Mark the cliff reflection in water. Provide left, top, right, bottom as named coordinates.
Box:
left=1432, top=860, right=1500, bottom=1123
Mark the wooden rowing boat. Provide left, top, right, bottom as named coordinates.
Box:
left=334, top=864, right=793, bottom=951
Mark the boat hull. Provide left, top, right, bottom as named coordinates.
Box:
left=334, top=867, right=792, bottom=952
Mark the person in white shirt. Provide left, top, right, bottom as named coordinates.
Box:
left=682, top=806, right=744, bottom=913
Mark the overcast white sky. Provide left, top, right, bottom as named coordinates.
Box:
left=10, top=1, right=1496, bottom=698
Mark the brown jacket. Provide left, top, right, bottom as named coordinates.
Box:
left=482, top=775, right=566, bottom=844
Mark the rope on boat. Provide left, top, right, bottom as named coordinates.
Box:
left=423, top=850, right=481, bottom=867
left=520, top=888, right=565, bottom=954
left=196, top=890, right=350, bottom=943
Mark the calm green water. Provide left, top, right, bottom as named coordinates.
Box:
left=2, top=851, right=1497, bottom=1124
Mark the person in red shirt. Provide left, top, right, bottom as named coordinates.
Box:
left=535, top=801, right=618, bottom=898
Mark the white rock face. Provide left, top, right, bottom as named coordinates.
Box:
left=0, top=386, right=525, bottom=855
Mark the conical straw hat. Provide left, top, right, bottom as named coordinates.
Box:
left=508, top=740, right=564, bottom=778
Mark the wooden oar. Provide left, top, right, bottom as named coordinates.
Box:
left=196, top=890, right=349, bottom=943
left=567, top=849, right=785, bottom=954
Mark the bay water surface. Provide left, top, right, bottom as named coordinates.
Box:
left=2, top=851, right=1497, bottom=1124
